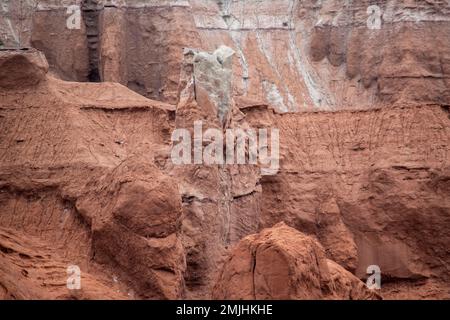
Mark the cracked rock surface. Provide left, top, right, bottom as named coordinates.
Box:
left=0, top=1, right=449, bottom=300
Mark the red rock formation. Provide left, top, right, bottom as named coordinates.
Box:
left=5, top=0, right=448, bottom=109
left=213, top=222, right=380, bottom=300
left=0, top=0, right=449, bottom=301
left=0, top=48, right=48, bottom=88
left=0, top=48, right=185, bottom=299
left=245, top=104, right=450, bottom=299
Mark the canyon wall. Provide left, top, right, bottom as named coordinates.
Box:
left=3, top=1, right=449, bottom=108
left=0, top=0, right=449, bottom=300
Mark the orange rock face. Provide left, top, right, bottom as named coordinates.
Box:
left=0, top=0, right=449, bottom=300
left=213, top=223, right=380, bottom=300
left=0, top=49, right=184, bottom=299
left=6, top=0, right=448, bottom=109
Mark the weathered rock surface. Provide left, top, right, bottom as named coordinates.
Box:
left=3, top=0, right=449, bottom=109
left=171, top=46, right=264, bottom=299
left=0, top=0, right=449, bottom=301
left=0, top=49, right=185, bottom=299
left=243, top=104, right=450, bottom=299
left=213, top=223, right=380, bottom=300
left=0, top=48, right=48, bottom=88
left=177, top=43, right=449, bottom=299
left=0, top=227, right=127, bottom=300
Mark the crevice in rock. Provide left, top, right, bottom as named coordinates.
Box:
left=81, top=0, right=102, bottom=82
left=251, top=247, right=257, bottom=299
left=441, top=105, right=450, bottom=120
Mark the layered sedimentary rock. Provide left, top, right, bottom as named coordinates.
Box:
left=0, top=48, right=185, bottom=299
left=243, top=104, right=450, bottom=299
left=213, top=223, right=380, bottom=300
left=0, top=0, right=449, bottom=301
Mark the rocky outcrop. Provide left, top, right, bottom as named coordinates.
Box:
left=31, top=1, right=90, bottom=81
left=0, top=1, right=449, bottom=301
left=171, top=46, right=263, bottom=299
left=0, top=49, right=185, bottom=299
left=4, top=1, right=449, bottom=109
left=243, top=104, right=450, bottom=299
left=213, top=223, right=380, bottom=300
left=0, top=48, right=48, bottom=88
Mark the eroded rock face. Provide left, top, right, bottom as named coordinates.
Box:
left=3, top=0, right=447, bottom=109
left=0, top=1, right=449, bottom=301
left=0, top=49, right=185, bottom=299
left=76, top=161, right=186, bottom=299
left=171, top=46, right=264, bottom=299
left=213, top=223, right=380, bottom=300
left=309, top=0, right=450, bottom=106
left=0, top=228, right=127, bottom=300
left=193, top=45, right=235, bottom=124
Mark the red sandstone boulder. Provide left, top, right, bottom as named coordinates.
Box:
left=213, top=223, right=380, bottom=300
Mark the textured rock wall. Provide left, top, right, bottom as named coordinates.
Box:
left=0, top=0, right=38, bottom=47
left=31, top=1, right=90, bottom=81
left=169, top=46, right=263, bottom=299
left=0, top=0, right=449, bottom=300
left=242, top=104, right=450, bottom=298
left=4, top=0, right=448, bottom=110
left=0, top=49, right=185, bottom=299
left=213, top=223, right=381, bottom=300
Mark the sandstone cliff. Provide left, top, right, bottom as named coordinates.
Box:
left=0, top=0, right=449, bottom=300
